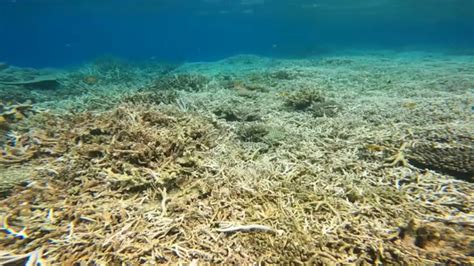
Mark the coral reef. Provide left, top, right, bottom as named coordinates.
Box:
left=237, top=123, right=269, bottom=142
left=120, top=90, right=179, bottom=105
left=0, top=166, right=33, bottom=197
left=0, top=77, right=60, bottom=90
left=270, top=69, right=297, bottom=80
left=236, top=123, right=286, bottom=148
left=0, top=103, right=229, bottom=263
left=0, top=53, right=473, bottom=265
left=0, top=102, right=34, bottom=133
left=0, top=62, right=9, bottom=71
left=398, top=218, right=474, bottom=262
left=320, top=58, right=354, bottom=66
left=45, top=104, right=218, bottom=189
left=407, top=129, right=474, bottom=181
left=0, top=66, right=88, bottom=104
left=0, top=65, right=61, bottom=90
left=221, top=79, right=270, bottom=100
left=279, top=86, right=341, bottom=117
left=213, top=102, right=261, bottom=122
left=150, top=73, right=209, bottom=92
left=308, top=100, right=341, bottom=117
left=282, top=86, right=325, bottom=110
left=65, top=56, right=178, bottom=89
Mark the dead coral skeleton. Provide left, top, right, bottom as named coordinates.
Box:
left=0, top=249, right=46, bottom=266
left=216, top=222, right=284, bottom=235
left=384, top=142, right=409, bottom=167
left=1, top=55, right=474, bottom=265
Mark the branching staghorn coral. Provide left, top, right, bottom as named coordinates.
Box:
left=1, top=54, right=474, bottom=265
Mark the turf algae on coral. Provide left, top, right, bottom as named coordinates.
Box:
left=407, top=128, right=474, bottom=182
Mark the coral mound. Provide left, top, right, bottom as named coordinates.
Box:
left=408, top=129, right=474, bottom=181
left=399, top=218, right=474, bottom=263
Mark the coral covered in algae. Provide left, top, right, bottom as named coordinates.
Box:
left=0, top=102, right=35, bottom=143
left=398, top=218, right=474, bottom=262
left=237, top=123, right=269, bottom=142
left=213, top=103, right=261, bottom=122
left=0, top=166, right=33, bottom=197
left=281, top=86, right=341, bottom=117
left=0, top=54, right=473, bottom=265
left=282, top=86, right=325, bottom=110
left=120, top=89, right=179, bottom=105
left=149, top=73, right=210, bottom=92
left=0, top=102, right=34, bottom=122
left=23, top=104, right=219, bottom=189
left=0, top=104, right=226, bottom=263
left=308, top=100, right=341, bottom=117
left=407, top=129, right=474, bottom=181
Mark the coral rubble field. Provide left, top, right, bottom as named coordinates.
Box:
left=0, top=52, right=473, bottom=264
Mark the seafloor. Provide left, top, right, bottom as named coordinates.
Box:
left=0, top=51, right=473, bottom=264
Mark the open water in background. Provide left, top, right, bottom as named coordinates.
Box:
left=1, top=0, right=473, bottom=67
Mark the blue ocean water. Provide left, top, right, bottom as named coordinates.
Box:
left=1, top=0, right=474, bottom=67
